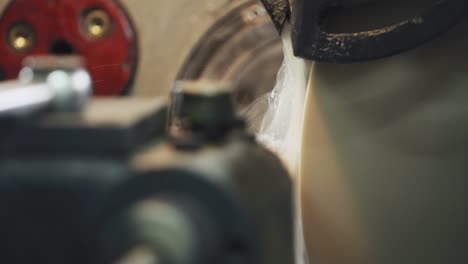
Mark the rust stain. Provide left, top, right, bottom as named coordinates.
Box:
left=260, top=0, right=290, bottom=33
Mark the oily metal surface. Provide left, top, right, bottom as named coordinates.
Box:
left=0, top=0, right=282, bottom=102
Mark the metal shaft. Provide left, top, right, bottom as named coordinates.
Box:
left=0, top=59, right=92, bottom=117
left=0, top=82, right=53, bottom=117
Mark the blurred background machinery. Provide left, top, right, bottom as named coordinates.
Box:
left=0, top=58, right=293, bottom=264
left=0, top=0, right=283, bottom=111
left=0, top=1, right=294, bottom=263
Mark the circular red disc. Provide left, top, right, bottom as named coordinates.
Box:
left=0, top=0, right=138, bottom=95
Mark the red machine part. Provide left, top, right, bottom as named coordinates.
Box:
left=0, top=0, right=138, bottom=95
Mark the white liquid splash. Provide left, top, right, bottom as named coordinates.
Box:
left=244, top=24, right=311, bottom=176
left=244, top=23, right=312, bottom=264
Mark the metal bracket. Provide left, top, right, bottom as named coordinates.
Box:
left=291, top=0, right=468, bottom=63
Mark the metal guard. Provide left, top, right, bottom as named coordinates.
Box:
left=291, top=0, right=468, bottom=63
